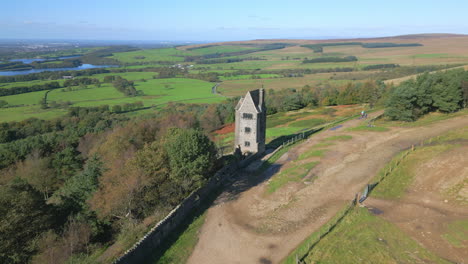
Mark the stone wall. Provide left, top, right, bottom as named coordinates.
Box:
left=113, top=160, right=245, bottom=264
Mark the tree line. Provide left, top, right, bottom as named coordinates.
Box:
left=302, top=56, right=358, bottom=64
left=386, top=69, right=468, bottom=121
left=301, top=42, right=422, bottom=53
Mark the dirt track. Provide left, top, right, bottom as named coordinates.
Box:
left=188, top=112, right=468, bottom=264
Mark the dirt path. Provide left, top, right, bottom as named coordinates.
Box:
left=188, top=112, right=468, bottom=264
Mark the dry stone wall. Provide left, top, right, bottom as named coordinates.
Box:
left=113, top=160, right=247, bottom=264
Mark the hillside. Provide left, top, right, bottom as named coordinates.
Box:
left=185, top=111, right=468, bottom=264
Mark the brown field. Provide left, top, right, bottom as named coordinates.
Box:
left=218, top=73, right=356, bottom=96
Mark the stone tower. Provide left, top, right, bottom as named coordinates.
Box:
left=234, top=89, right=266, bottom=154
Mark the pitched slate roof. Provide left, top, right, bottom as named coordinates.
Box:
left=235, top=89, right=265, bottom=113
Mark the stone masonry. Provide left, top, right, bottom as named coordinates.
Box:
left=234, top=89, right=266, bottom=154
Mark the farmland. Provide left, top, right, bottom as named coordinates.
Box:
left=2, top=34, right=468, bottom=122
left=0, top=76, right=222, bottom=122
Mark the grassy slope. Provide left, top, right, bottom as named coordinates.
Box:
left=302, top=207, right=450, bottom=264
left=153, top=214, right=207, bottom=264
left=371, top=144, right=454, bottom=199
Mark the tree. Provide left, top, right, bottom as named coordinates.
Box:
left=431, top=74, right=463, bottom=112
left=0, top=179, right=56, bottom=263
left=385, top=81, right=419, bottom=121
left=164, top=128, right=217, bottom=192
left=385, top=69, right=466, bottom=120
left=50, top=154, right=104, bottom=212
left=15, top=152, right=57, bottom=200
left=112, top=77, right=137, bottom=97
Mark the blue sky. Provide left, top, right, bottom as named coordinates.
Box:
left=2, top=0, right=467, bottom=41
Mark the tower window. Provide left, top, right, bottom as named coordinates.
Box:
left=245, top=127, right=251, bottom=133
left=244, top=141, right=250, bottom=147
left=242, top=113, right=253, bottom=119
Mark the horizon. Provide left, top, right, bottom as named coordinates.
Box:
left=2, top=0, right=468, bottom=41
left=1, top=33, right=466, bottom=44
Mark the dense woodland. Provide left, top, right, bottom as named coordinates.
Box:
left=385, top=69, right=468, bottom=120
left=301, top=42, right=423, bottom=53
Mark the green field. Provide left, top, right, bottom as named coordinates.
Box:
left=0, top=76, right=222, bottom=122
left=110, top=48, right=187, bottom=63
left=109, top=45, right=258, bottom=64
left=0, top=79, right=65, bottom=89
left=0, top=105, right=67, bottom=123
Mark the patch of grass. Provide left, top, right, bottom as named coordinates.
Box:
left=297, top=149, right=327, bottom=161
left=110, top=48, right=187, bottom=63
left=289, top=118, right=326, bottom=128
left=219, top=73, right=280, bottom=80
left=414, top=53, right=450, bottom=58
left=379, top=109, right=468, bottom=128
left=298, top=207, right=451, bottom=264
left=154, top=213, right=207, bottom=264
left=424, top=126, right=468, bottom=143
left=266, top=126, right=304, bottom=139
left=0, top=89, right=47, bottom=106
left=442, top=220, right=468, bottom=248
left=443, top=178, right=468, bottom=205
left=371, top=144, right=455, bottom=199
left=266, top=114, right=297, bottom=128
left=347, top=125, right=389, bottom=132
left=266, top=161, right=318, bottom=194
left=315, top=142, right=336, bottom=148
left=0, top=105, right=66, bottom=123
left=324, top=135, right=352, bottom=141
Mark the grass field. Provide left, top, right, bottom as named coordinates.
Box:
left=217, top=74, right=351, bottom=96
left=0, top=79, right=66, bottom=89
left=110, top=48, right=187, bottom=63
left=109, top=45, right=259, bottom=64
left=0, top=77, right=222, bottom=122
left=0, top=105, right=67, bottom=123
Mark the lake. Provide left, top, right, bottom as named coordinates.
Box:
left=0, top=64, right=117, bottom=76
